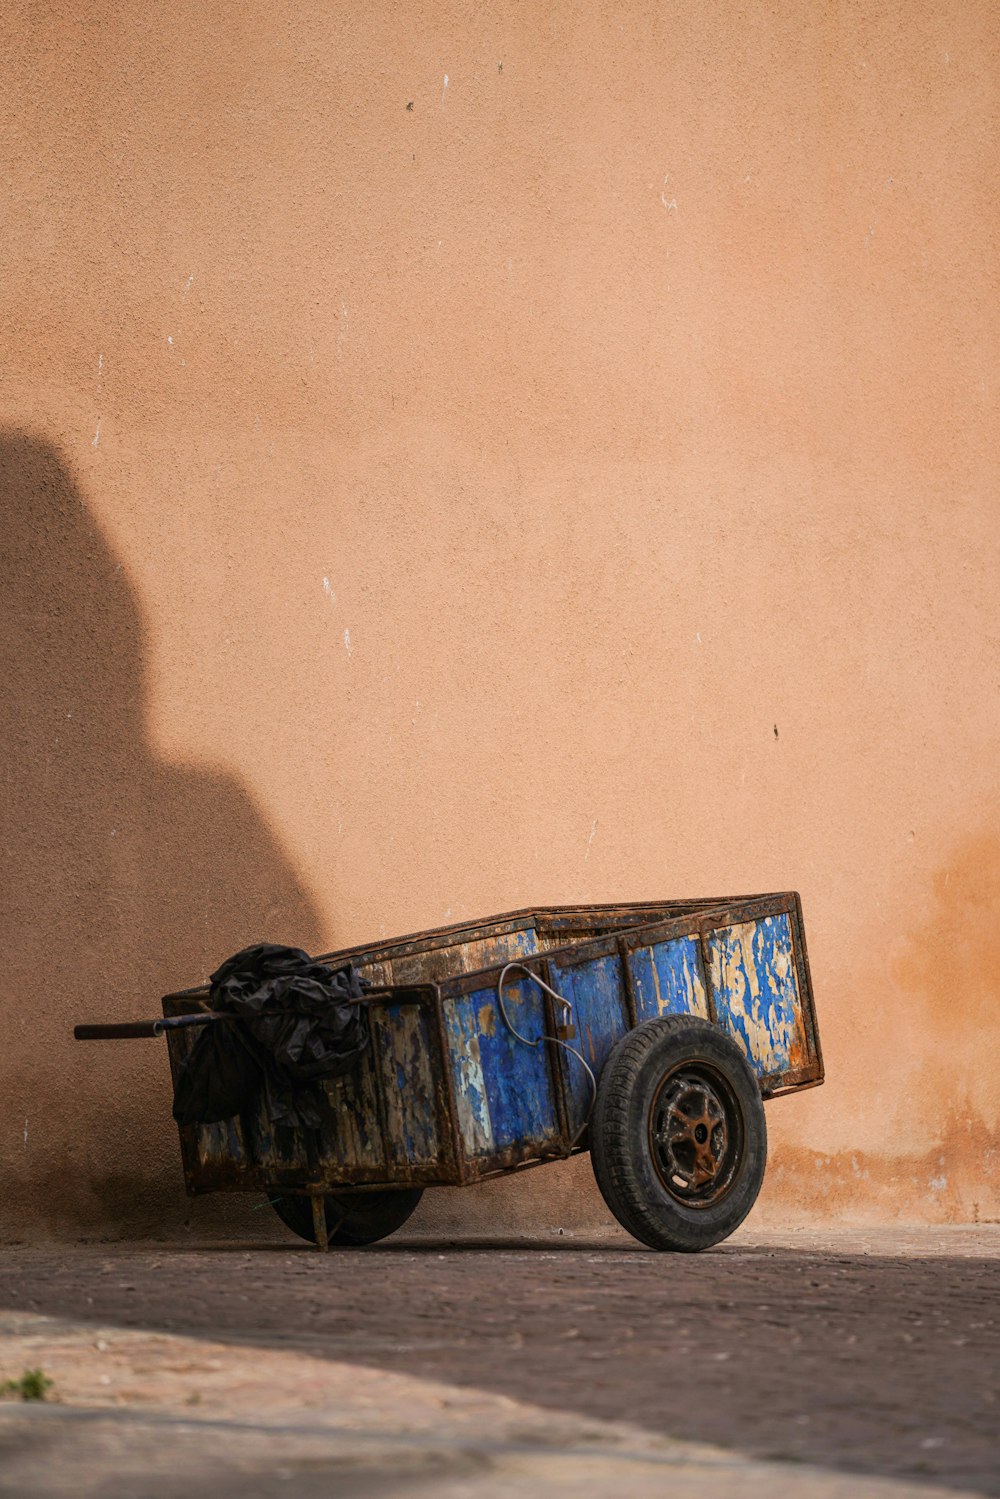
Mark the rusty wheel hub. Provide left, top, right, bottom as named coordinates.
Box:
left=650, top=1067, right=740, bottom=1203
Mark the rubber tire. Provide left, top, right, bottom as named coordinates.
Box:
left=270, top=1187, right=424, bottom=1247
left=590, top=1015, right=766, bottom=1252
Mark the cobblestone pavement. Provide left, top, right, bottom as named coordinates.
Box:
left=0, top=1226, right=996, bottom=1497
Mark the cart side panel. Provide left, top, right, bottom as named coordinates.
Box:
left=165, top=999, right=393, bottom=1189
left=316, top=1046, right=386, bottom=1172
left=547, top=950, right=630, bottom=1138
left=706, top=913, right=811, bottom=1082
left=443, top=978, right=559, bottom=1160
left=628, top=935, right=710, bottom=1021
left=370, top=1001, right=443, bottom=1167
left=163, top=1024, right=257, bottom=1190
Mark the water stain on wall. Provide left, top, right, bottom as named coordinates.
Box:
left=758, top=828, right=1000, bottom=1224
left=762, top=1111, right=998, bottom=1226
left=892, top=827, right=1000, bottom=1068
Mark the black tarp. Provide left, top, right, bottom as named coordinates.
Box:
left=171, top=944, right=370, bottom=1129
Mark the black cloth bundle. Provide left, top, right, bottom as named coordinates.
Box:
left=172, top=944, right=370, bottom=1130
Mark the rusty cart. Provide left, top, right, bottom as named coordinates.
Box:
left=75, top=894, right=823, bottom=1252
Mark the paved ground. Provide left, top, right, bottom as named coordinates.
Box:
left=0, top=1226, right=996, bottom=1497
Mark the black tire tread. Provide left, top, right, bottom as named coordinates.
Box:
left=591, top=1014, right=766, bottom=1252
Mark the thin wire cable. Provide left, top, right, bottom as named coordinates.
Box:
left=495, top=962, right=597, bottom=1148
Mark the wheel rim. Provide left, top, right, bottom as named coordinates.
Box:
left=648, top=1061, right=745, bottom=1208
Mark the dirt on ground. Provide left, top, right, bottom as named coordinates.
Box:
left=0, top=1226, right=996, bottom=1497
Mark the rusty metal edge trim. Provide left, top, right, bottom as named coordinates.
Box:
left=617, top=936, right=639, bottom=1030
left=540, top=955, right=573, bottom=1157
left=188, top=1162, right=463, bottom=1194
left=697, top=922, right=718, bottom=1026
left=468, top=1146, right=588, bottom=1183
left=789, top=890, right=824, bottom=1084
left=432, top=985, right=467, bottom=1186
left=763, top=1074, right=825, bottom=1100
left=760, top=1063, right=824, bottom=1097
left=459, top=1140, right=577, bottom=1179
left=539, top=900, right=727, bottom=931
left=366, top=1007, right=395, bottom=1182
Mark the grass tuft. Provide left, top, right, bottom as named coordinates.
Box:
left=1, top=1368, right=53, bottom=1401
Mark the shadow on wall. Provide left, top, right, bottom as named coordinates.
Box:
left=0, top=432, right=323, bottom=1238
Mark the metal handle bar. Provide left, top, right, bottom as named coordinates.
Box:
left=73, top=983, right=438, bottom=1042
left=73, top=1013, right=221, bottom=1041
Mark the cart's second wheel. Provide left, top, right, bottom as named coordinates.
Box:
left=591, top=1015, right=766, bottom=1252
left=269, top=1187, right=423, bottom=1247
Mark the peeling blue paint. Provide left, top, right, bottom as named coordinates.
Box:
left=708, top=913, right=805, bottom=1079
left=547, top=953, right=629, bottom=1137
left=447, top=978, right=557, bottom=1156
left=630, top=936, right=708, bottom=1020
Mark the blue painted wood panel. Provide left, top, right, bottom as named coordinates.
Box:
left=444, top=976, right=558, bottom=1158
left=629, top=936, right=709, bottom=1021
left=548, top=952, right=630, bottom=1137
left=707, top=913, right=807, bottom=1080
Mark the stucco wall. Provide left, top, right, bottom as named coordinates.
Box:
left=2, top=1, right=997, bottom=1239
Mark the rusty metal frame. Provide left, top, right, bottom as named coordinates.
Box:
left=431, top=984, right=467, bottom=1185
left=541, top=955, right=574, bottom=1157
left=788, top=890, right=824, bottom=1086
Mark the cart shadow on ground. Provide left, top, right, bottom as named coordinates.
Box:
left=0, top=1236, right=996, bottom=1496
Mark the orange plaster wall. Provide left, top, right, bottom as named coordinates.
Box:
left=1, top=1, right=997, bottom=1238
